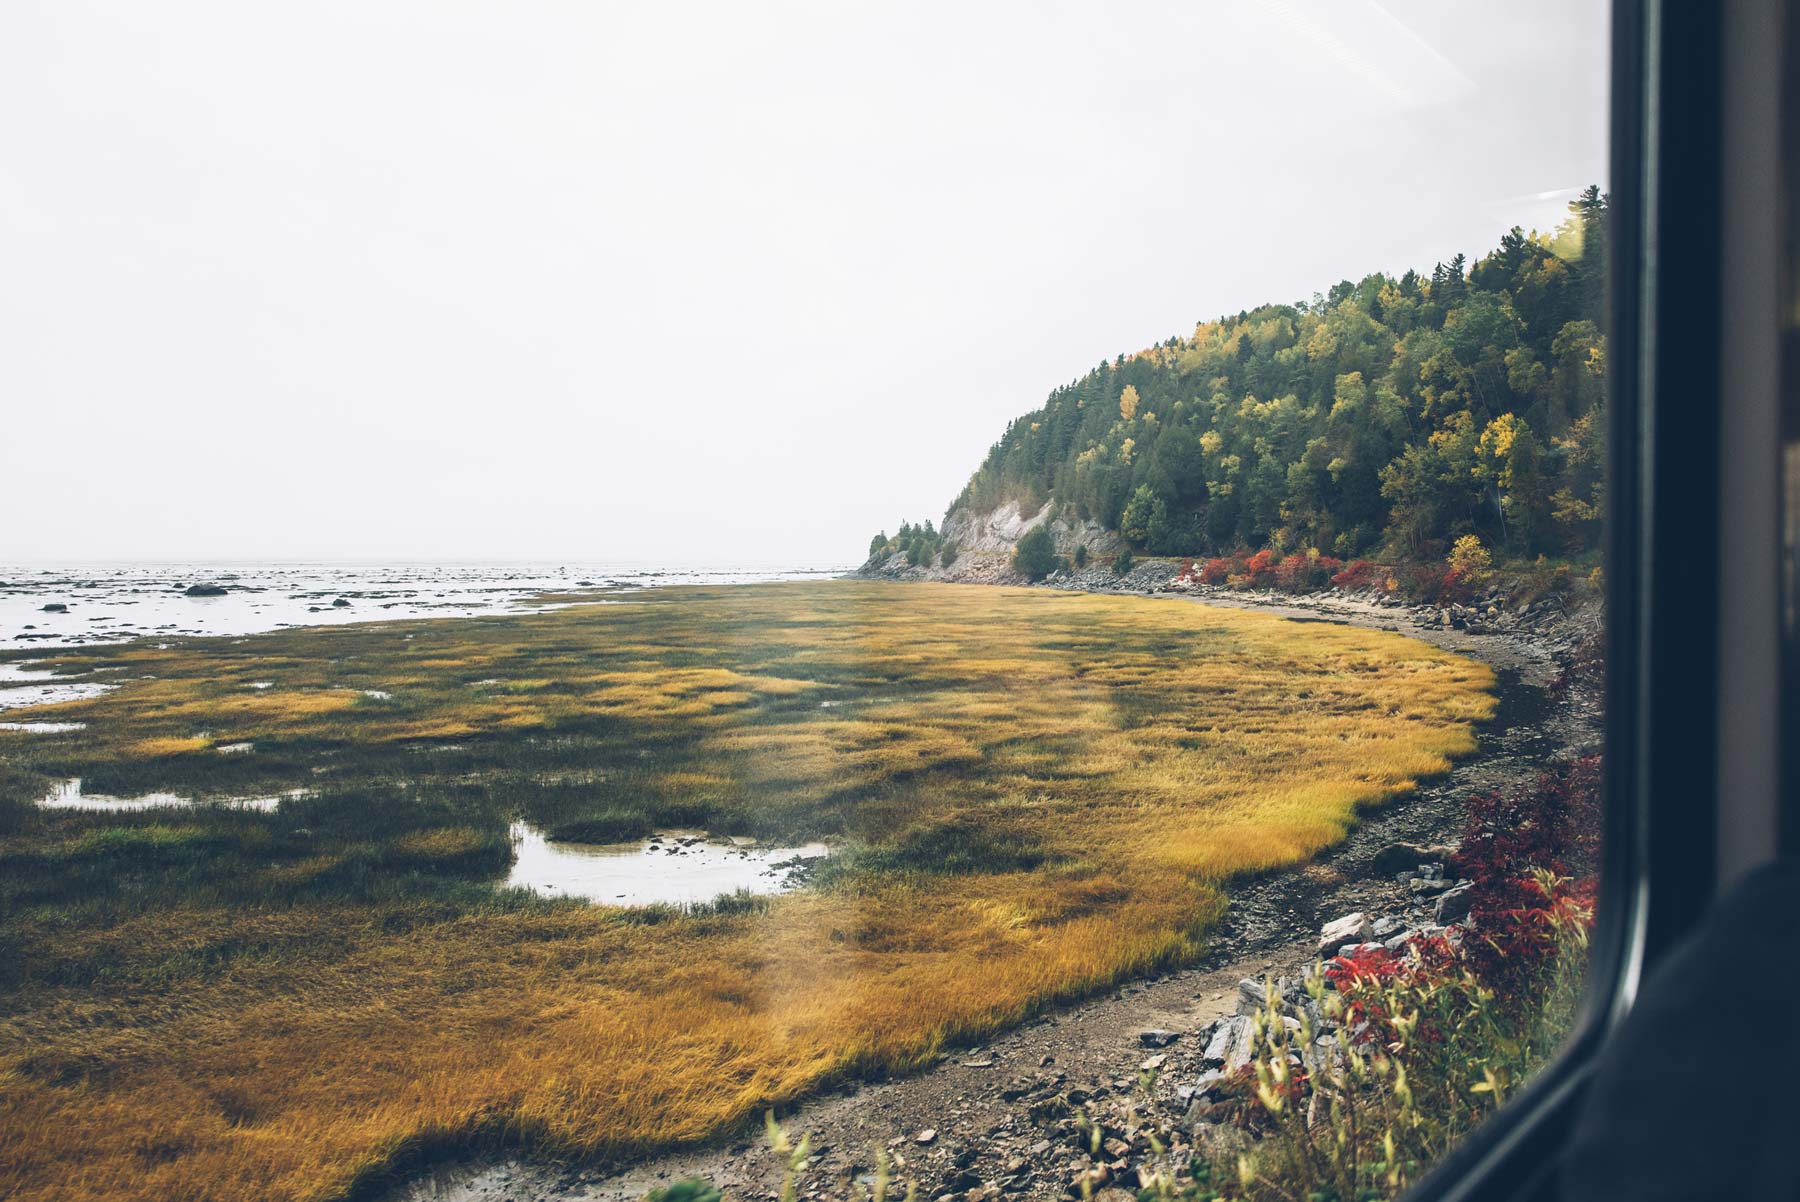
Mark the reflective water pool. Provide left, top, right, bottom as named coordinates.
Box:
left=503, top=824, right=829, bottom=907
left=0, top=662, right=117, bottom=710
left=39, top=778, right=309, bottom=813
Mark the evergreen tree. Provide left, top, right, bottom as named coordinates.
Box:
left=1012, top=526, right=1057, bottom=581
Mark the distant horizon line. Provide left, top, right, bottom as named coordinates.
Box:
left=0, top=557, right=857, bottom=570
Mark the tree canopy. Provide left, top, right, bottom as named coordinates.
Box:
left=872, top=188, right=1608, bottom=566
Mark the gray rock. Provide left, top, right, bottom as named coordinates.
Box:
left=40, top=603, right=67, bottom=613
left=1235, top=977, right=1266, bottom=1015
left=1138, top=1029, right=1180, bottom=1048
left=1369, top=842, right=1457, bottom=877
left=1318, top=912, right=1371, bottom=954
left=1435, top=883, right=1476, bottom=924
left=1370, top=915, right=1405, bottom=938
left=1201, top=1015, right=1256, bottom=1071
left=184, top=583, right=228, bottom=597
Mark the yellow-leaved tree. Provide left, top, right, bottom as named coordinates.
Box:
left=1448, top=534, right=1494, bottom=584
left=1119, top=384, right=1140, bottom=421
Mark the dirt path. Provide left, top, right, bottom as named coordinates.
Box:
left=387, top=592, right=1599, bottom=1202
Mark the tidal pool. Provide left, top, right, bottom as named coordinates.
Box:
left=503, top=824, right=829, bottom=906
left=39, top=779, right=308, bottom=813
left=0, top=662, right=117, bottom=710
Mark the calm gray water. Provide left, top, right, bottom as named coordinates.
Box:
left=0, top=562, right=847, bottom=649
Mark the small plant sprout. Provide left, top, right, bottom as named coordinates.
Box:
left=854, top=1147, right=917, bottom=1202
left=765, top=1111, right=813, bottom=1202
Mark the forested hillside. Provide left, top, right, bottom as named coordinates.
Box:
left=871, top=189, right=1607, bottom=569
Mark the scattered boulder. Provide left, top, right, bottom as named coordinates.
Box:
left=1318, top=912, right=1371, bottom=954
left=915, top=1128, right=936, bottom=1144
left=1369, top=842, right=1458, bottom=877
left=184, top=583, right=228, bottom=597
left=1435, top=882, right=1476, bottom=924
left=40, top=603, right=67, bottom=613
left=332, top=598, right=352, bottom=608
left=1200, top=1015, right=1257, bottom=1072
left=1137, top=1029, right=1180, bottom=1048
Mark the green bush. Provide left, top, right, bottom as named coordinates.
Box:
left=648, top=1180, right=721, bottom=1202
left=1073, top=545, right=1089, bottom=569
left=1113, top=548, right=1135, bottom=576
left=939, top=544, right=958, bottom=568
left=1012, top=526, right=1057, bottom=581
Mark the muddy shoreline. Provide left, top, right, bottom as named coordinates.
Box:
left=384, top=587, right=1600, bottom=1202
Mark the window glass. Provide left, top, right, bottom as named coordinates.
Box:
left=0, top=4, right=1608, bottom=1201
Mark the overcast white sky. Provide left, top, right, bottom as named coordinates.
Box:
left=1, top=1, right=1608, bottom=565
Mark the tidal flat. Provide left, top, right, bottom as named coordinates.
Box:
left=0, top=581, right=1494, bottom=1202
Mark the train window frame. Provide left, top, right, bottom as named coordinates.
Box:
left=1403, top=3, right=1732, bottom=1198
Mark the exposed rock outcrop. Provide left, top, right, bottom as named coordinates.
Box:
left=940, top=498, right=1123, bottom=558
left=860, top=497, right=1125, bottom=584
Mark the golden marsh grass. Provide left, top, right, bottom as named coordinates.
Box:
left=0, top=582, right=1493, bottom=1202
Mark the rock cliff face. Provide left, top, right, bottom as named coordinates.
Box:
left=939, top=499, right=1122, bottom=558
left=862, top=498, right=1125, bottom=583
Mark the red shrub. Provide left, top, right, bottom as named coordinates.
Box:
left=1331, top=559, right=1382, bottom=590
left=1273, top=554, right=1311, bottom=591
left=1395, top=562, right=1453, bottom=604
left=1200, top=557, right=1237, bottom=585
left=1439, top=564, right=1484, bottom=605
left=1454, top=756, right=1602, bottom=987
left=1242, top=549, right=1279, bottom=588
left=1326, top=937, right=1458, bottom=1046
left=1458, top=756, right=1603, bottom=888
left=1263, top=552, right=1346, bottom=593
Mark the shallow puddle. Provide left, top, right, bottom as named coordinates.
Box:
left=0, top=721, right=87, bottom=733
left=503, top=824, right=828, bottom=906
left=0, top=662, right=117, bottom=710
left=39, top=778, right=307, bottom=813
